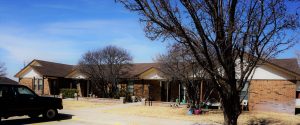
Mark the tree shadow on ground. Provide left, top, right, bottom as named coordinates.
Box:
left=1, top=113, right=73, bottom=125
left=248, top=118, right=281, bottom=125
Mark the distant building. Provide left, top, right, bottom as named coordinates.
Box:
left=0, top=77, right=19, bottom=85
left=15, top=59, right=300, bottom=114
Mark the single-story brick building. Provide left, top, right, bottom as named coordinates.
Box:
left=15, top=59, right=300, bottom=114
left=0, top=77, right=19, bottom=85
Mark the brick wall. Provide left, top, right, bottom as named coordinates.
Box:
left=19, top=78, right=51, bottom=95
left=249, top=80, right=296, bottom=114
left=134, top=82, right=144, bottom=97
left=43, top=78, right=50, bottom=95
left=19, top=78, right=33, bottom=90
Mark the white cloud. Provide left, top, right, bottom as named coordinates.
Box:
left=0, top=33, right=81, bottom=63
left=41, top=19, right=143, bottom=38
left=0, top=19, right=168, bottom=80
left=109, top=37, right=167, bottom=63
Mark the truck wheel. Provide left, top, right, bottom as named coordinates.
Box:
left=43, top=109, right=57, bottom=120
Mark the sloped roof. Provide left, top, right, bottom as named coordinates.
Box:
left=15, top=58, right=300, bottom=78
left=127, top=63, right=160, bottom=77
left=0, top=77, right=18, bottom=85
left=32, top=60, right=74, bottom=77
left=269, top=58, right=300, bottom=75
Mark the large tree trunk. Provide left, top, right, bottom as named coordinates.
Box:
left=221, top=89, right=241, bottom=125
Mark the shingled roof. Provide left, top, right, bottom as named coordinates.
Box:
left=15, top=58, right=300, bottom=78
left=0, top=77, right=18, bottom=84
left=269, top=58, right=300, bottom=75
left=128, top=63, right=160, bottom=77
left=32, top=60, right=74, bottom=77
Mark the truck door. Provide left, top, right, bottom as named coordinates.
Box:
left=15, top=86, right=40, bottom=113
left=0, top=85, right=18, bottom=116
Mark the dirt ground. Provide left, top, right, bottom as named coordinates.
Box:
left=103, top=105, right=300, bottom=125
left=63, top=99, right=111, bottom=110
left=3, top=101, right=300, bottom=125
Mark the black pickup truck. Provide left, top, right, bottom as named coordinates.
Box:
left=0, top=84, right=63, bottom=122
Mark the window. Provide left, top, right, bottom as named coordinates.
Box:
left=0, top=86, right=14, bottom=98
left=33, top=78, right=43, bottom=93
left=127, top=81, right=134, bottom=95
left=17, top=86, right=35, bottom=96
left=240, top=81, right=249, bottom=100
left=0, top=86, right=8, bottom=98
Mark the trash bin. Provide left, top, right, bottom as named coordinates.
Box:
left=120, top=97, right=125, bottom=104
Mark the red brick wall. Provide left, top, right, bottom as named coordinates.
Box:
left=249, top=80, right=296, bottom=114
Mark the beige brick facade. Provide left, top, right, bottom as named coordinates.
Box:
left=19, top=78, right=33, bottom=90
left=249, top=80, right=296, bottom=114
left=19, top=78, right=51, bottom=95
left=43, top=78, right=50, bottom=95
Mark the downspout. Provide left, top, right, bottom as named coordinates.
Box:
left=167, top=81, right=169, bottom=102
left=200, top=80, right=203, bottom=102
left=42, top=75, right=44, bottom=95
left=179, top=80, right=181, bottom=102
left=33, top=77, right=35, bottom=91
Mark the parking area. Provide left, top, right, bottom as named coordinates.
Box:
left=1, top=100, right=202, bottom=125
left=2, top=100, right=300, bottom=125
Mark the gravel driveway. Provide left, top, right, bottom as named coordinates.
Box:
left=1, top=103, right=215, bottom=125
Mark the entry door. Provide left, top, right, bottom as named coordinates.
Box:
left=161, top=81, right=167, bottom=101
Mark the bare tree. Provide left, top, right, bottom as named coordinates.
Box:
left=0, top=62, right=6, bottom=77
left=78, top=45, right=133, bottom=98
left=296, top=51, right=300, bottom=65
left=118, top=0, right=299, bottom=124
left=156, top=43, right=214, bottom=106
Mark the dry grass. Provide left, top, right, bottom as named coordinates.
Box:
left=103, top=106, right=300, bottom=125
left=63, top=99, right=108, bottom=110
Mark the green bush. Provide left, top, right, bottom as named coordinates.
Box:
left=60, top=89, right=78, bottom=98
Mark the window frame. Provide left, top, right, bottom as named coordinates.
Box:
left=33, top=78, right=44, bottom=94
left=127, top=80, right=134, bottom=95
left=15, top=86, right=37, bottom=97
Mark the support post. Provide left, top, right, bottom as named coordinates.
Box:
left=87, top=80, right=90, bottom=97
left=166, top=81, right=169, bottom=102
left=179, top=82, right=181, bottom=102
left=200, top=80, right=203, bottom=102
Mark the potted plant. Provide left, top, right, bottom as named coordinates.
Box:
left=187, top=104, right=195, bottom=115
left=194, top=103, right=201, bottom=115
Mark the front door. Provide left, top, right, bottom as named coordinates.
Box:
left=161, top=81, right=167, bottom=101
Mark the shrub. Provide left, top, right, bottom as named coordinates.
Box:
left=114, top=88, right=132, bottom=102
left=60, top=89, right=78, bottom=98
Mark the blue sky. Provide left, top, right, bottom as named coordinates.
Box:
left=0, top=0, right=299, bottom=80
left=0, top=0, right=168, bottom=80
